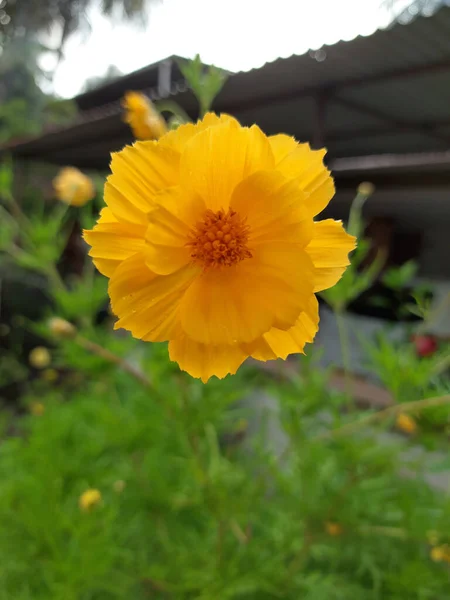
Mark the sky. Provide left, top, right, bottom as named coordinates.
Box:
left=40, top=0, right=405, bottom=98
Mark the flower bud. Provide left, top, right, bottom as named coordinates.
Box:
left=29, top=347, right=51, bottom=369
left=48, top=317, right=76, bottom=339
left=79, top=489, right=102, bottom=512
left=357, top=182, right=375, bottom=196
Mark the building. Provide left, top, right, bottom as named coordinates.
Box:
left=1, top=4, right=450, bottom=301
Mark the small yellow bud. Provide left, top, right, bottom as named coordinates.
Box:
left=357, top=181, right=375, bottom=196
left=396, top=413, right=417, bottom=435
left=29, top=401, right=45, bottom=416
left=122, top=91, right=167, bottom=140
left=48, top=317, right=76, bottom=339
left=325, top=522, right=343, bottom=536
left=113, top=480, right=126, bottom=493
left=29, top=347, right=51, bottom=369
left=79, top=489, right=102, bottom=512
left=41, top=368, right=58, bottom=383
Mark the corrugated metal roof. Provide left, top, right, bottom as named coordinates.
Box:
left=3, top=5, right=450, bottom=170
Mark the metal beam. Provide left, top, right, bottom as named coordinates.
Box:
left=330, top=150, right=450, bottom=173
left=331, top=96, right=450, bottom=146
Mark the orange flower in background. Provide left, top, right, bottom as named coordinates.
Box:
left=122, top=91, right=167, bottom=140
left=325, top=522, right=343, bottom=536
left=396, top=412, right=417, bottom=435
left=84, top=114, right=356, bottom=382
left=53, top=167, right=95, bottom=207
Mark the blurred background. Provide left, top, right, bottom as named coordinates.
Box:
left=0, top=1, right=450, bottom=598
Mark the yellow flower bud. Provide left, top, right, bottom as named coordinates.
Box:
left=122, top=91, right=167, bottom=140
left=79, top=489, right=102, bottom=512
left=53, top=167, right=95, bottom=207
left=48, top=317, right=76, bottom=339
left=396, top=413, right=417, bottom=435
left=357, top=182, right=375, bottom=197
left=29, top=401, right=45, bottom=416
left=113, top=480, right=126, bottom=493
left=29, top=347, right=51, bottom=369
left=325, top=522, right=343, bottom=536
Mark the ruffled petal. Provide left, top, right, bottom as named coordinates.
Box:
left=97, top=207, right=118, bottom=223
left=169, top=335, right=247, bottom=383
left=306, top=220, right=357, bottom=292
left=180, top=121, right=274, bottom=211
left=145, top=186, right=206, bottom=275
left=109, top=253, right=199, bottom=342
left=160, top=113, right=239, bottom=153
left=83, top=221, right=147, bottom=277
left=242, top=296, right=319, bottom=360
left=105, top=142, right=179, bottom=225
left=179, top=243, right=314, bottom=345
left=269, top=134, right=298, bottom=163
left=230, top=170, right=313, bottom=246
left=276, top=144, right=334, bottom=217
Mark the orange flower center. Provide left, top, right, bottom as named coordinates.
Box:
left=187, top=208, right=252, bottom=269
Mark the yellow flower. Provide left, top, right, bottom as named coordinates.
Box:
left=79, top=489, right=102, bottom=512
left=29, top=346, right=51, bottom=369
left=325, top=522, right=343, bottom=536
left=48, top=317, right=76, bottom=339
left=396, top=413, right=417, bottom=435
left=84, top=114, right=356, bottom=382
left=29, top=401, right=45, bottom=416
left=431, top=545, right=450, bottom=564
left=122, top=91, right=167, bottom=140
left=53, top=167, right=95, bottom=207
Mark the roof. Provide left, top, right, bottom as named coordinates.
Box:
left=3, top=4, right=450, bottom=183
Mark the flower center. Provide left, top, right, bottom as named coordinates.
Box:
left=187, top=208, right=252, bottom=269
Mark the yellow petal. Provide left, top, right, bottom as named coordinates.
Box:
left=230, top=170, right=313, bottom=246
left=269, top=134, right=298, bottom=163
left=275, top=143, right=335, bottom=217
left=106, top=142, right=179, bottom=225
left=145, top=186, right=206, bottom=275
left=83, top=221, right=147, bottom=277
left=180, top=121, right=274, bottom=211
left=180, top=243, right=314, bottom=345
left=306, top=220, right=356, bottom=292
left=109, top=252, right=199, bottom=342
left=160, top=113, right=239, bottom=153
left=243, top=296, right=319, bottom=360
left=169, top=335, right=247, bottom=383
left=97, top=207, right=118, bottom=224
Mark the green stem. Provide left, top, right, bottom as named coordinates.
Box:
left=4, top=191, right=31, bottom=227
left=76, top=335, right=152, bottom=389
left=45, top=264, right=67, bottom=294
left=318, top=393, right=450, bottom=441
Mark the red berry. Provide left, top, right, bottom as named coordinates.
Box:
left=413, top=334, right=438, bottom=357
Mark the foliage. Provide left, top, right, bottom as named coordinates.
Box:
left=178, top=54, right=228, bottom=116
left=0, top=57, right=449, bottom=600
left=0, top=0, right=155, bottom=52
